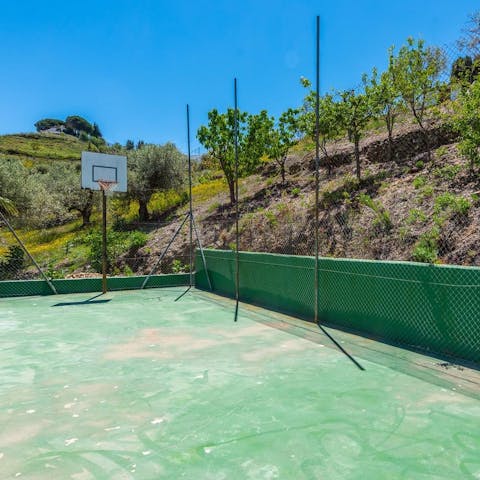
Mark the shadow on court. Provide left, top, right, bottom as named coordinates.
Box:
left=52, top=293, right=111, bottom=307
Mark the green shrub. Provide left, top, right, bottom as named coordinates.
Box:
left=171, top=259, right=188, bottom=273
left=406, top=208, right=428, bottom=224
left=0, top=245, right=25, bottom=280
left=358, top=193, right=392, bottom=232
left=412, top=227, right=440, bottom=263
left=127, top=231, right=147, bottom=252
left=435, top=146, right=448, bottom=158
left=433, top=164, right=461, bottom=180
left=413, top=175, right=427, bottom=189
left=83, top=229, right=146, bottom=273
left=434, top=192, right=471, bottom=217
left=415, top=160, right=425, bottom=169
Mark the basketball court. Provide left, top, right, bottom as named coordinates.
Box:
left=1, top=288, right=479, bottom=479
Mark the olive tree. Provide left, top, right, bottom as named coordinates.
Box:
left=128, top=143, right=186, bottom=221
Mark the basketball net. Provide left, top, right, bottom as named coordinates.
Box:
left=97, top=180, right=118, bottom=196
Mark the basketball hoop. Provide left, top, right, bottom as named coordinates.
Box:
left=97, top=180, right=118, bottom=196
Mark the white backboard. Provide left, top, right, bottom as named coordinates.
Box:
left=81, top=152, right=127, bottom=192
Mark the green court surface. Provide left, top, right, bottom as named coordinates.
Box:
left=1, top=288, right=480, bottom=479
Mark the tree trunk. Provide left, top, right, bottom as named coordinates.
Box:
left=81, top=190, right=94, bottom=227
left=386, top=119, right=394, bottom=162
left=81, top=208, right=92, bottom=227
left=281, top=159, right=286, bottom=185
left=354, top=137, right=361, bottom=180
left=228, top=179, right=236, bottom=205
left=138, top=199, right=149, bottom=221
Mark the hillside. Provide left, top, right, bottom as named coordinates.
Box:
left=1, top=120, right=479, bottom=280
left=0, top=132, right=89, bottom=162
left=131, top=122, right=480, bottom=273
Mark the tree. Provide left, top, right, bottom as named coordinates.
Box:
left=337, top=89, right=371, bottom=180
left=451, top=55, right=480, bottom=85
left=364, top=59, right=404, bottom=161
left=128, top=143, right=186, bottom=221
left=298, top=79, right=342, bottom=175
left=243, top=110, right=275, bottom=172
left=452, top=79, right=480, bottom=172
left=136, top=140, right=145, bottom=149
left=65, top=115, right=94, bottom=136
left=268, top=108, right=301, bottom=184
left=458, top=11, right=480, bottom=53
left=125, top=139, right=135, bottom=150
left=92, top=122, right=103, bottom=138
left=390, top=38, right=446, bottom=160
left=34, top=118, right=65, bottom=132
left=198, top=108, right=272, bottom=203
left=197, top=108, right=247, bottom=204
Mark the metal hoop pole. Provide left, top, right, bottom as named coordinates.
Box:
left=101, top=189, right=108, bottom=294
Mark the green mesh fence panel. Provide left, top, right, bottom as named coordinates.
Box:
left=0, top=274, right=190, bottom=298
left=195, top=249, right=480, bottom=365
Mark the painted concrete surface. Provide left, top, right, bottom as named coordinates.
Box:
left=0, top=288, right=479, bottom=479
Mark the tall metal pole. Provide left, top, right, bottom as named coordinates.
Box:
left=187, top=104, right=194, bottom=287
left=234, top=78, right=240, bottom=322
left=314, top=15, right=320, bottom=325
left=102, top=190, right=107, bottom=294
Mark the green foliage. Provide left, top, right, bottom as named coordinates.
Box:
left=34, top=118, right=65, bottom=132
left=363, top=61, right=403, bottom=159
left=0, top=245, right=25, bottom=280
left=337, top=89, right=372, bottom=180
left=413, top=175, right=427, bottom=189
left=171, top=259, right=188, bottom=273
left=415, top=160, right=425, bottom=169
left=0, top=133, right=88, bottom=161
left=128, top=143, right=187, bottom=221
left=268, top=108, right=301, bottom=183
left=126, top=231, right=148, bottom=251
left=418, top=184, right=434, bottom=199
left=406, top=208, right=428, bottom=224
left=298, top=88, right=342, bottom=175
left=451, top=55, right=480, bottom=84
left=390, top=38, right=446, bottom=158
left=434, top=192, right=471, bottom=217
left=65, top=115, right=94, bottom=136
left=451, top=78, right=480, bottom=171
left=433, top=164, right=461, bottom=180
left=435, top=146, right=448, bottom=158
left=358, top=193, right=392, bottom=232
left=197, top=108, right=271, bottom=203
left=412, top=227, right=440, bottom=263
left=191, top=179, right=227, bottom=202
left=0, top=195, right=18, bottom=216
left=291, top=187, right=301, bottom=197
left=83, top=229, right=147, bottom=273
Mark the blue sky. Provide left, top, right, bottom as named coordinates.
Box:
left=0, top=0, right=478, bottom=152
